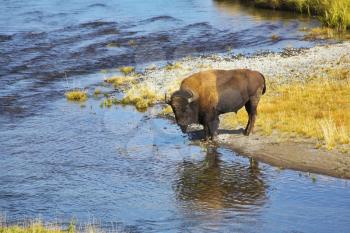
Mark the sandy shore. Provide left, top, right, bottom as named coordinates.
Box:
left=138, top=42, right=350, bottom=179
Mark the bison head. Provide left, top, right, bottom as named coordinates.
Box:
left=166, top=89, right=198, bottom=133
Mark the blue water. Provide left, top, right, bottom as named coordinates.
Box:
left=2, top=1, right=349, bottom=233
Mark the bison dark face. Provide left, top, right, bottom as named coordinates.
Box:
left=167, top=90, right=198, bottom=133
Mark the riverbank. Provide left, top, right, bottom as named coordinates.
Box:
left=103, top=41, right=350, bottom=178
left=235, top=0, right=350, bottom=31
left=0, top=221, right=101, bottom=233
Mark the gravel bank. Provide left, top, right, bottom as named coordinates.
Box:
left=140, top=42, right=350, bottom=94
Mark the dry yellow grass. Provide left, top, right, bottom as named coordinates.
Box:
left=0, top=222, right=64, bottom=233
left=160, top=105, right=173, bottom=116
left=65, top=90, right=88, bottom=102
left=0, top=220, right=102, bottom=233
left=121, top=85, right=160, bottom=111
left=165, top=62, right=182, bottom=71
left=100, top=97, right=119, bottom=108
left=94, top=88, right=101, bottom=95
left=119, top=66, right=135, bottom=76
left=104, top=76, right=135, bottom=88
left=222, top=67, right=350, bottom=150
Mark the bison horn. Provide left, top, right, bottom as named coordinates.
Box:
left=187, top=90, right=198, bottom=103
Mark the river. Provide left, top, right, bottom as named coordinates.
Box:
left=1, top=0, right=349, bottom=232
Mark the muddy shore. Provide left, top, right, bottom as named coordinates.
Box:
left=137, top=42, right=350, bottom=179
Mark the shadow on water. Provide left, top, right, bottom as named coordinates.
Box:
left=174, top=146, right=266, bottom=211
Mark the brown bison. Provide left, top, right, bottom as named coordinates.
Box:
left=166, top=69, right=266, bottom=140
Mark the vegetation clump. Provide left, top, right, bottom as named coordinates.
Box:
left=160, top=105, right=173, bottom=116
left=104, top=76, right=135, bottom=88
left=94, top=88, right=101, bottom=95
left=0, top=222, right=65, bottom=233
left=270, top=34, right=280, bottom=41
left=119, top=66, right=135, bottom=76
left=100, top=97, right=119, bottom=108
left=121, top=85, right=159, bottom=111
left=165, top=62, right=182, bottom=70
left=65, top=90, right=88, bottom=102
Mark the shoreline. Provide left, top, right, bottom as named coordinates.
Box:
left=219, top=130, right=350, bottom=179
left=133, top=41, right=350, bottom=179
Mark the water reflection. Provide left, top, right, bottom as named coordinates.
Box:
left=174, top=146, right=267, bottom=211
left=213, top=0, right=315, bottom=22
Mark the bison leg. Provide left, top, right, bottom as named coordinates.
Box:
left=208, top=117, right=219, bottom=140
left=203, top=111, right=219, bottom=140
left=203, top=124, right=210, bottom=140
left=244, top=101, right=256, bottom=136
left=244, top=90, right=262, bottom=136
left=244, top=101, right=252, bottom=136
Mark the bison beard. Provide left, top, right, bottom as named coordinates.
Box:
left=167, top=69, right=266, bottom=140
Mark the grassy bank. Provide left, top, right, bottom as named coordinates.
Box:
left=0, top=223, right=71, bottom=233
left=221, top=67, right=350, bottom=151
left=239, top=0, right=350, bottom=31
left=0, top=221, right=102, bottom=233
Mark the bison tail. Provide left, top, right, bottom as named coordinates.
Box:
left=261, top=73, right=266, bottom=95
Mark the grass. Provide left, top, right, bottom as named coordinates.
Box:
left=243, top=0, right=350, bottom=31
left=160, top=105, right=173, bottom=116
left=221, top=67, right=350, bottom=150
left=121, top=85, right=159, bottom=111
left=94, top=88, right=101, bottom=95
left=0, top=222, right=70, bottom=233
left=65, top=90, right=88, bottom=102
left=104, top=76, right=135, bottom=88
left=119, top=66, right=135, bottom=76
left=165, top=62, right=182, bottom=71
left=100, top=97, right=116, bottom=108
left=0, top=220, right=102, bottom=233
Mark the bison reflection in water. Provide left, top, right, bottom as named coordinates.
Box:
left=173, top=147, right=267, bottom=211
left=166, top=69, right=266, bottom=140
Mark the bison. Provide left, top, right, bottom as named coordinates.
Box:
left=166, top=69, right=266, bottom=140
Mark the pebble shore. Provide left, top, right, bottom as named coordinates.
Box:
left=139, top=42, right=350, bottom=94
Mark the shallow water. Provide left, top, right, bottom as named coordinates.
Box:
left=1, top=97, right=350, bottom=232
left=1, top=0, right=349, bottom=232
